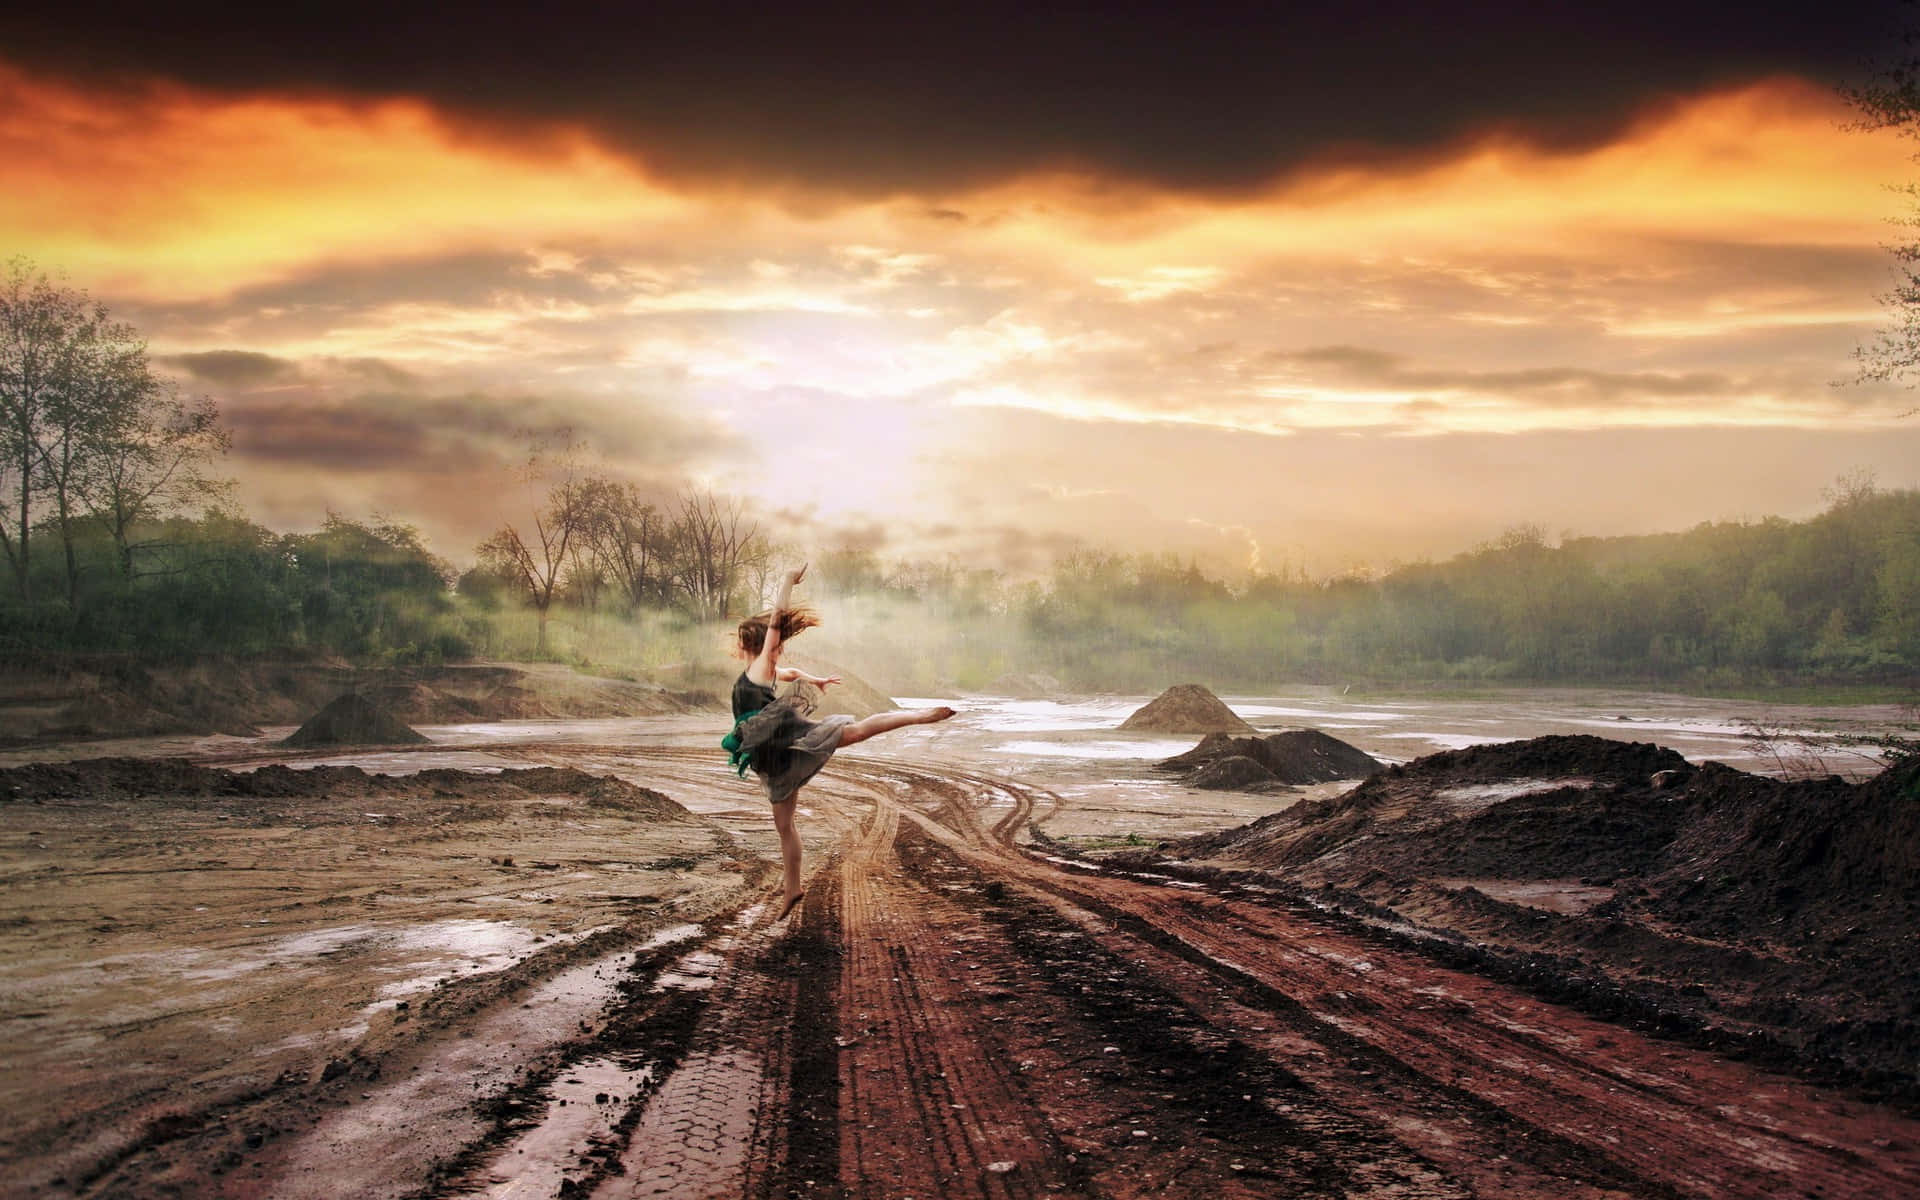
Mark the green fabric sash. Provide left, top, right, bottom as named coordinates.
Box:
left=721, top=707, right=763, bottom=777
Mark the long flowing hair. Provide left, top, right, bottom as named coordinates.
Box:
left=735, top=605, right=821, bottom=657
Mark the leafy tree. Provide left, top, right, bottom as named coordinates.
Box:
left=0, top=259, right=230, bottom=606
left=0, top=258, right=91, bottom=601
left=1845, top=27, right=1920, bottom=396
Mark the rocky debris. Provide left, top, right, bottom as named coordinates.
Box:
left=990, top=672, right=1064, bottom=699
left=1119, top=684, right=1254, bottom=734
left=282, top=693, right=429, bottom=747
left=1160, top=729, right=1382, bottom=789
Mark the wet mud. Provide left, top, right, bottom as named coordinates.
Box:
left=3, top=730, right=1919, bottom=1198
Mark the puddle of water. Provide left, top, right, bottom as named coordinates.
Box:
left=654, top=948, right=725, bottom=992
left=1433, top=778, right=1596, bottom=811
left=1227, top=702, right=1410, bottom=723
left=956, top=698, right=1144, bottom=733
left=231, top=751, right=517, bottom=774
left=274, top=937, right=663, bottom=1193
left=1375, top=732, right=1497, bottom=751
left=1433, top=878, right=1617, bottom=916
left=472, top=1055, right=655, bottom=1200
left=989, top=738, right=1195, bottom=760
left=640, top=923, right=704, bottom=952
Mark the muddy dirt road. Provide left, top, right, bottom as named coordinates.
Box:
left=41, top=741, right=1918, bottom=1200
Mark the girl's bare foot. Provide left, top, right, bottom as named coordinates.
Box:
left=778, top=891, right=805, bottom=921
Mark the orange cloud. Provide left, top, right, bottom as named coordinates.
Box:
left=2, top=61, right=1906, bottom=306
left=0, top=63, right=697, bottom=298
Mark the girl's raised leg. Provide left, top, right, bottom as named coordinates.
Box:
left=770, top=796, right=805, bottom=918
left=837, top=706, right=957, bottom=747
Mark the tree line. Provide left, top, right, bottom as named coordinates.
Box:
left=0, top=259, right=227, bottom=608
left=1, top=259, right=1913, bottom=691
left=470, top=458, right=774, bottom=654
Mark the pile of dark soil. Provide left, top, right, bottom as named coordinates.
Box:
left=1178, top=734, right=1689, bottom=874
left=1119, top=683, right=1254, bottom=734
left=1645, top=757, right=1920, bottom=945
left=1155, top=734, right=1920, bottom=1099
left=0, top=756, right=690, bottom=820
left=282, top=693, right=429, bottom=747
left=1159, top=729, right=1382, bottom=790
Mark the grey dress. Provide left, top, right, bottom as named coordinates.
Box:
left=730, top=672, right=853, bottom=804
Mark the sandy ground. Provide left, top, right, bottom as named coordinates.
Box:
left=1, top=687, right=1917, bottom=1198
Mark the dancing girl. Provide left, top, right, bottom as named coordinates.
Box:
left=724, top=563, right=955, bottom=920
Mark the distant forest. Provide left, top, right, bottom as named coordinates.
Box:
left=3, top=259, right=1917, bottom=693
left=0, top=468, right=1914, bottom=695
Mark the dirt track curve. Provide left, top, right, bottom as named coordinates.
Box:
left=78, top=747, right=1920, bottom=1199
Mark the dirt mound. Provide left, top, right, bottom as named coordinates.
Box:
left=282, top=693, right=429, bottom=747
left=1160, top=737, right=1920, bottom=1094
left=1644, top=757, right=1920, bottom=943
left=1119, top=684, right=1253, bottom=734
left=0, top=657, right=712, bottom=747
left=1160, top=729, right=1382, bottom=789
left=0, top=757, right=691, bottom=820
left=1391, top=734, right=1686, bottom=784
left=1178, top=735, right=1690, bottom=875
left=1189, top=755, right=1280, bottom=790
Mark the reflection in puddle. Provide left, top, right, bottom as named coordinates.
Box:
left=654, top=948, right=725, bottom=991
left=474, top=1055, right=655, bottom=1200
left=950, top=698, right=1143, bottom=733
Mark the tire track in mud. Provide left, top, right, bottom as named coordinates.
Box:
left=586, top=905, right=792, bottom=1199
left=82, top=744, right=1920, bottom=1199
left=877, top=762, right=1920, bottom=1199
left=830, top=780, right=1066, bottom=1199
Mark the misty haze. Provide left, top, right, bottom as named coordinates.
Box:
left=2, top=4, right=1919, bottom=1198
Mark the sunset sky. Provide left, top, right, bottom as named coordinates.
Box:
left=4, top=2, right=1918, bottom=575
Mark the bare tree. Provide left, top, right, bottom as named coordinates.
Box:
left=476, top=437, right=587, bottom=654
left=573, top=475, right=669, bottom=613
left=668, top=490, right=763, bottom=619
left=82, top=382, right=232, bottom=581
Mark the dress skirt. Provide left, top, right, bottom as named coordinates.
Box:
left=760, top=714, right=854, bottom=804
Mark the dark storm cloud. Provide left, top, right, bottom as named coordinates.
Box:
left=1269, top=344, right=1739, bottom=406
left=162, top=349, right=299, bottom=387
left=221, top=383, right=742, bottom=478
left=0, top=1, right=1896, bottom=192
left=225, top=403, right=430, bottom=470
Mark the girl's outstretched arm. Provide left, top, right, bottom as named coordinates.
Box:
left=749, top=562, right=807, bottom=684
left=776, top=667, right=841, bottom=688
